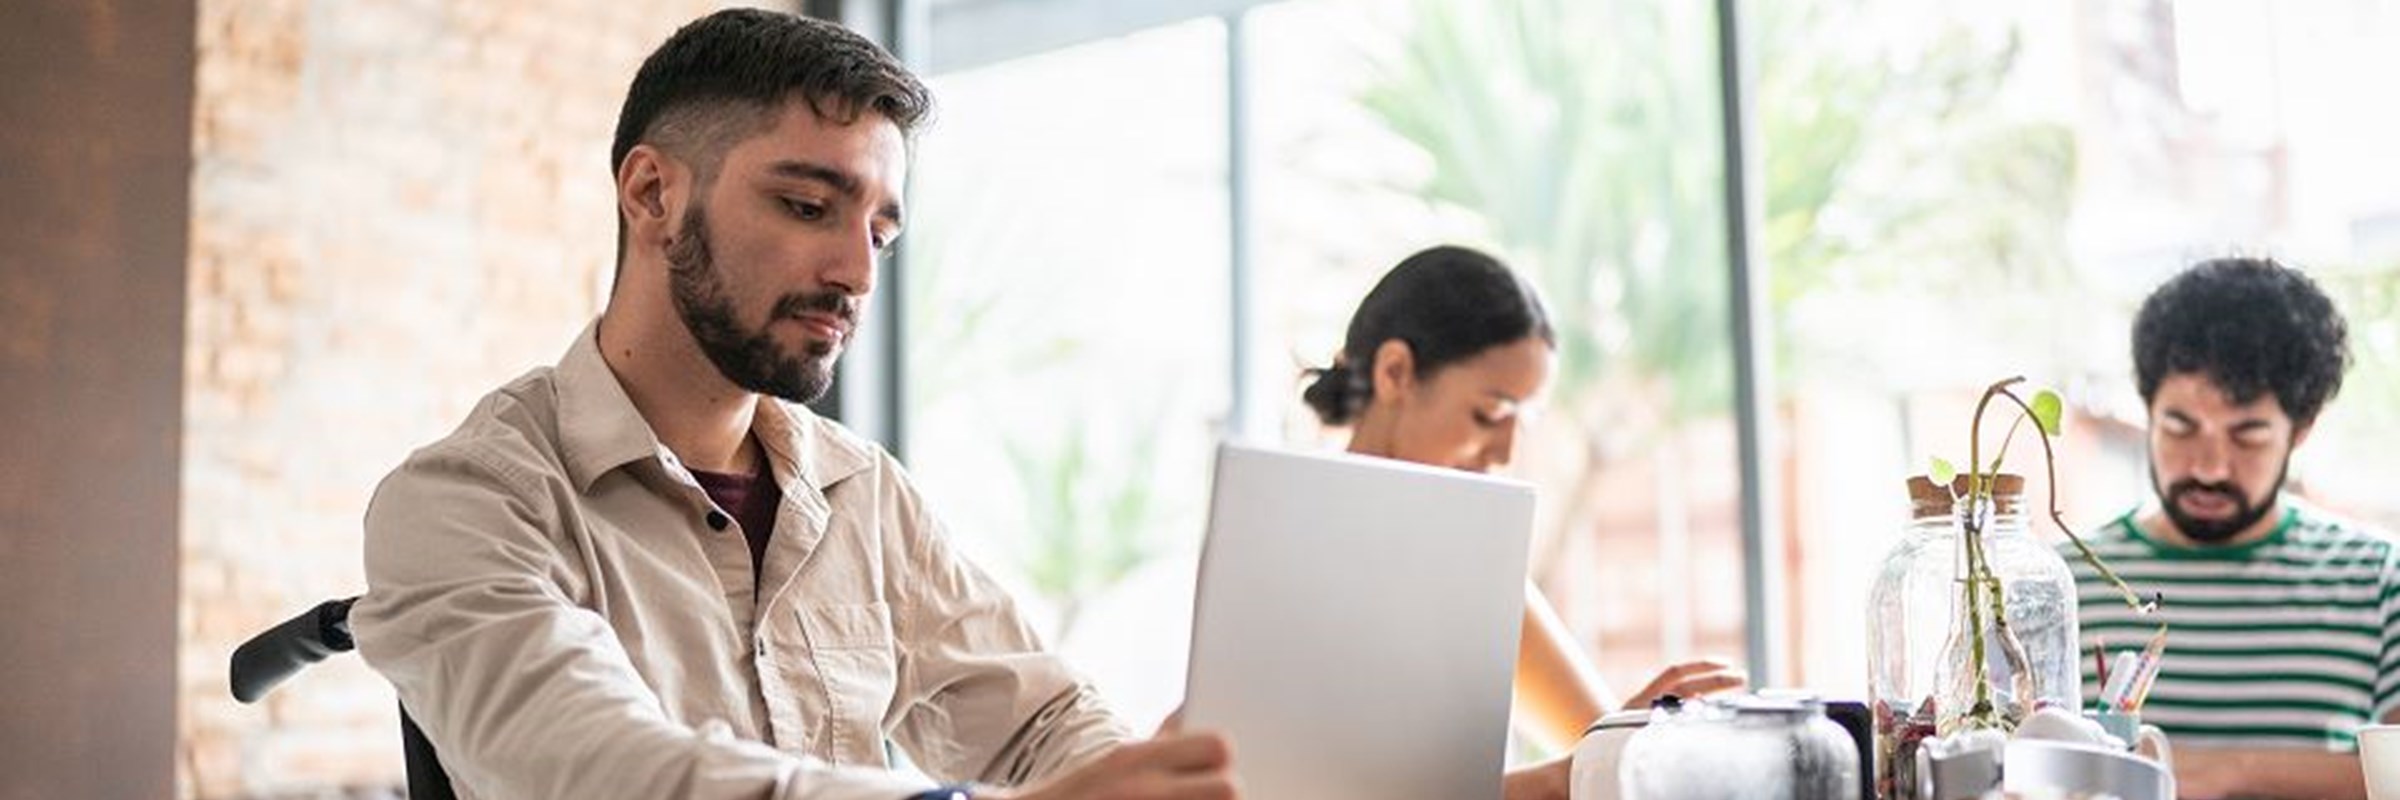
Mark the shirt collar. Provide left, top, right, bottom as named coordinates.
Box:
left=752, top=390, right=874, bottom=493
left=557, top=320, right=657, bottom=492
left=555, top=319, right=875, bottom=493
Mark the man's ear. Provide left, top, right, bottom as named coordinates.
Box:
left=1370, top=339, right=1417, bottom=404
left=2293, top=421, right=2315, bottom=450
left=616, top=144, right=685, bottom=254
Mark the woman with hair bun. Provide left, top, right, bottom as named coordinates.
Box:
left=1304, top=245, right=1746, bottom=798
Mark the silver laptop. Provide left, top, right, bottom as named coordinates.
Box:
left=1182, top=443, right=1536, bottom=800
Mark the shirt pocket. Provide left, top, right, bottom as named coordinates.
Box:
left=794, top=602, right=901, bottom=763
left=797, top=602, right=895, bottom=650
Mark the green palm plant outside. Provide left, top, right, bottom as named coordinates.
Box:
left=1362, top=0, right=2076, bottom=415
left=905, top=161, right=1164, bottom=642
left=1356, top=0, right=2078, bottom=604
left=903, top=167, right=1085, bottom=409
left=1003, top=406, right=1174, bottom=641
left=1360, top=0, right=1729, bottom=419
left=2309, top=262, right=2400, bottom=490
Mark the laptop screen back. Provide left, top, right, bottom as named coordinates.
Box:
left=1182, top=443, right=1536, bottom=800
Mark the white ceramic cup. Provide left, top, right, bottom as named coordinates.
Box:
left=2083, top=709, right=2172, bottom=772
left=2360, top=724, right=2400, bottom=800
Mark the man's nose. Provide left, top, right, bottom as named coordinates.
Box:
left=2187, top=438, right=2233, bottom=483
left=822, top=228, right=877, bottom=298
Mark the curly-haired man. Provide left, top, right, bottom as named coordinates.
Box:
left=2067, top=256, right=2393, bottom=799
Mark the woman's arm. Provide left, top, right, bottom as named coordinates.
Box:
left=1510, top=584, right=1749, bottom=749
left=1512, top=584, right=1614, bottom=749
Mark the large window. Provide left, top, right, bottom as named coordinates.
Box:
left=906, top=0, right=2400, bottom=734
left=904, top=18, right=1231, bottom=726
left=912, top=0, right=1747, bottom=740
left=1244, top=0, right=1747, bottom=711
left=1768, top=0, right=2400, bottom=694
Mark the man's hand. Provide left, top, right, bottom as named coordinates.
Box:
left=985, top=733, right=1241, bottom=800
left=1621, top=659, right=1746, bottom=711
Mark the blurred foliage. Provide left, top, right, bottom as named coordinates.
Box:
left=1358, top=0, right=2079, bottom=427
left=1004, top=410, right=1173, bottom=640
left=2311, top=261, right=2400, bottom=442
left=903, top=177, right=1085, bottom=409
left=904, top=168, right=1176, bottom=641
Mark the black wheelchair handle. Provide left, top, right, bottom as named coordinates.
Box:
left=230, top=596, right=359, bottom=703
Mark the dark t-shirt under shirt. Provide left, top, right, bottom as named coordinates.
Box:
left=690, top=464, right=779, bottom=584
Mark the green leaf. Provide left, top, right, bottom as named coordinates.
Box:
left=2031, top=390, right=2064, bottom=437
left=1931, top=456, right=1957, bottom=484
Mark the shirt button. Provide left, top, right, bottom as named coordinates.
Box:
left=706, top=510, right=730, bottom=531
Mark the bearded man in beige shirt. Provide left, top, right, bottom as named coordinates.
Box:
left=349, top=9, right=1238, bottom=799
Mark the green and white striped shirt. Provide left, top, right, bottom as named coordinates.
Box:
left=2065, top=500, right=2400, bottom=751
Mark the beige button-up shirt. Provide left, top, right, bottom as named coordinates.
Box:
left=352, top=323, right=1133, bottom=799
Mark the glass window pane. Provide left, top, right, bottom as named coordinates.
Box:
left=1768, top=0, right=2400, bottom=695
left=1248, top=0, right=1745, bottom=721
left=904, top=18, right=1230, bottom=727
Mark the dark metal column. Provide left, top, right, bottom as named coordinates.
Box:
left=1715, top=0, right=1786, bottom=686
left=804, top=0, right=919, bottom=454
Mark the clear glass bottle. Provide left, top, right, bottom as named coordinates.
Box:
left=1867, top=476, right=1957, bottom=799
left=1867, top=475, right=2080, bottom=798
left=1952, top=475, right=2082, bottom=722
left=1930, top=534, right=2038, bottom=735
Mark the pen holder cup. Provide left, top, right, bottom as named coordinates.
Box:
left=2083, top=709, right=2171, bottom=769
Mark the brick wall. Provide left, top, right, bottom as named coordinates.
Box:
left=182, top=1, right=752, bottom=796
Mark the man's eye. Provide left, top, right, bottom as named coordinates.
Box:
left=784, top=198, right=826, bottom=220
left=1471, top=410, right=1503, bottom=428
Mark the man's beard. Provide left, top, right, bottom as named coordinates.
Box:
left=666, top=203, right=855, bottom=405
left=2151, top=458, right=2288, bottom=544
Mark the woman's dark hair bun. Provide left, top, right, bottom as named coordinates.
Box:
left=1300, top=360, right=1371, bottom=425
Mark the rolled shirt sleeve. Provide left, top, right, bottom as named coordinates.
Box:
left=879, top=456, right=1134, bottom=783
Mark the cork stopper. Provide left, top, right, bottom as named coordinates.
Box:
left=1906, top=476, right=1953, bottom=518
left=1949, top=472, right=2026, bottom=514
left=1951, top=473, right=2026, bottom=496
left=1910, top=473, right=2029, bottom=518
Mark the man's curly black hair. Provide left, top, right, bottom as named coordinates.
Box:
left=2133, top=257, right=2351, bottom=427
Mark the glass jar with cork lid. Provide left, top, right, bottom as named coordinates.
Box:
left=1868, top=474, right=2082, bottom=798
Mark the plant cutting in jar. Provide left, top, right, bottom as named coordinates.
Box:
left=1928, top=376, right=2162, bottom=733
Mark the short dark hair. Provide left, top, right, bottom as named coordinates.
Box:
left=610, top=9, right=932, bottom=267
left=1301, top=246, right=1556, bottom=425
left=612, top=9, right=930, bottom=173
left=2133, top=256, right=2351, bottom=427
